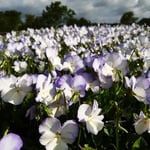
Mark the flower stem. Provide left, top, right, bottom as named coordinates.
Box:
left=115, top=102, right=119, bottom=150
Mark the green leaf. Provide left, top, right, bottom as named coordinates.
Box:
left=118, top=124, right=128, bottom=133
left=83, top=144, right=96, bottom=150
left=132, top=137, right=148, bottom=150
left=104, top=127, right=110, bottom=136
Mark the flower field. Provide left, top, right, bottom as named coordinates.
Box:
left=0, top=24, right=150, bottom=150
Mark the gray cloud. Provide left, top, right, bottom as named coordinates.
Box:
left=0, top=0, right=150, bottom=23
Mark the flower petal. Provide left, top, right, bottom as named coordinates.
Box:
left=86, top=116, right=104, bottom=135
left=46, top=138, right=68, bottom=150
left=77, top=104, right=91, bottom=122
left=61, top=120, right=78, bottom=144
left=0, top=133, right=23, bottom=150
left=39, top=117, right=61, bottom=134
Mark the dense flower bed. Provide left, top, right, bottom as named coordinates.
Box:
left=0, top=24, right=150, bottom=150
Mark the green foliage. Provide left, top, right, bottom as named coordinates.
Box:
left=42, top=1, right=76, bottom=27
left=0, top=10, right=22, bottom=32
left=120, top=11, right=138, bottom=25
left=132, top=137, right=149, bottom=150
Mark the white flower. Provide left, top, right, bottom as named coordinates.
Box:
left=46, top=47, right=62, bottom=70
left=77, top=100, right=104, bottom=135
left=0, top=74, right=32, bottom=105
left=13, top=60, right=27, bottom=73
left=125, top=76, right=150, bottom=103
left=39, top=117, right=78, bottom=150
left=35, top=74, right=56, bottom=105
left=134, top=111, right=150, bottom=135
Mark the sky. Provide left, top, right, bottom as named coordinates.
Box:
left=0, top=0, right=150, bottom=23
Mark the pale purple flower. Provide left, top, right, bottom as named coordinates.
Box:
left=134, top=111, right=150, bottom=135
left=39, top=117, right=78, bottom=150
left=79, top=72, right=100, bottom=93
left=125, top=76, right=150, bottom=103
left=98, top=72, right=113, bottom=89
left=92, top=52, right=128, bottom=88
left=92, top=56, right=105, bottom=72
left=102, top=52, right=128, bottom=81
left=77, top=100, right=104, bottom=135
left=55, top=74, right=86, bottom=104
left=91, top=56, right=113, bottom=89
left=0, top=133, right=23, bottom=150
left=62, top=52, right=85, bottom=73
left=84, top=54, right=100, bottom=68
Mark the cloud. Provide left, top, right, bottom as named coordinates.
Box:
left=0, top=0, right=150, bottom=23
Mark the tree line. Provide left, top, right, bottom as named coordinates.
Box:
left=0, top=1, right=150, bottom=32
left=0, top=1, right=95, bottom=32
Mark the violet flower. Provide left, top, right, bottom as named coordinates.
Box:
left=62, top=52, right=85, bottom=74
left=55, top=74, right=86, bottom=104
left=102, top=52, right=128, bottom=82
left=0, top=133, right=23, bottom=150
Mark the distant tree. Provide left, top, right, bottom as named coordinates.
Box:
left=120, top=11, right=138, bottom=25
left=24, top=14, right=36, bottom=28
left=42, top=1, right=76, bottom=27
left=138, top=18, right=150, bottom=26
left=33, top=16, right=45, bottom=29
left=68, top=17, right=93, bottom=26
left=0, top=10, right=22, bottom=32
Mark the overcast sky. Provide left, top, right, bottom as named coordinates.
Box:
left=0, top=0, right=150, bottom=23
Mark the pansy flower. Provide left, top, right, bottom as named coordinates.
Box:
left=0, top=74, right=32, bottom=105
left=39, top=117, right=78, bottom=150
left=77, top=100, right=104, bottom=135
left=134, top=111, right=150, bottom=135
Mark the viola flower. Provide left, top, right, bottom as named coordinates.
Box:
left=39, top=117, right=78, bottom=150
left=102, top=52, right=128, bottom=82
left=93, top=52, right=128, bottom=88
left=0, top=133, right=23, bottom=150
left=35, top=74, right=56, bottom=105
left=46, top=47, right=62, bottom=71
left=48, top=97, right=66, bottom=117
left=125, top=76, right=150, bottom=103
left=79, top=72, right=100, bottom=93
left=13, top=60, right=27, bottom=73
left=55, top=74, right=86, bottom=105
left=77, top=100, right=104, bottom=135
left=0, top=74, right=32, bottom=105
left=134, top=111, right=150, bottom=135
left=62, top=52, right=85, bottom=74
